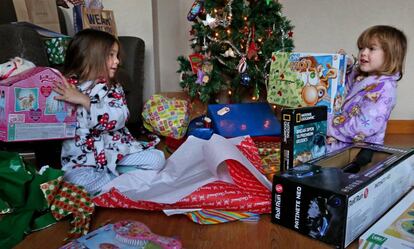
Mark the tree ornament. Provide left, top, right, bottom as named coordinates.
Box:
left=187, top=0, right=205, bottom=21
left=202, top=74, right=210, bottom=84
left=222, top=48, right=236, bottom=58
left=202, top=36, right=208, bottom=51
left=240, top=73, right=251, bottom=86
left=247, top=41, right=258, bottom=60
left=189, top=28, right=196, bottom=36
left=202, top=14, right=218, bottom=29
left=196, top=69, right=205, bottom=85
left=202, top=61, right=213, bottom=73
left=247, top=26, right=259, bottom=60
left=237, top=56, right=247, bottom=73
left=242, top=26, right=249, bottom=35
left=265, top=27, right=273, bottom=38
left=216, top=0, right=234, bottom=28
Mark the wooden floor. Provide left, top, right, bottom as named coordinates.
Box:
left=14, top=134, right=414, bottom=249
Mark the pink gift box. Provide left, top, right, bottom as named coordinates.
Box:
left=0, top=67, right=77, bottom=142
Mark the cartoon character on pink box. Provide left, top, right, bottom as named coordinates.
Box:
left=0, top=58, right=77, bottom=141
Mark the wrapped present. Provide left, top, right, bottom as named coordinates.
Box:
left=142, top=94, right=190, bottom=139
left=267, top=52, right=347, bottom=115
left=207, top=102, right=281, bottom=138
left=44, top=36, right=71, bottom=65
left=0, top=67, right=77, bottom=142
left=12, top=22, right=71, bottom=65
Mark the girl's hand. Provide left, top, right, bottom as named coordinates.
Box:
left=337, top=49, right=354, bottom=68
left=53, top=78, right=91, bottom=111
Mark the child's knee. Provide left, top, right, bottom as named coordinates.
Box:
left=151, top=149, right=166, bottom=170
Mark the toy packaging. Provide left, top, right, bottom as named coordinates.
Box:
left=0, top=67, right=76, bottom=142
left=267, top=52, right=347, bottom=115
left=271, top=143, right=414, bottom=248
left=60, top=220, right=182, bottom=249
left=359, top=189, right=414, bottom=249
left=207, top=102, right=281, bottom=138
left=281, top=106, right=327, bottom=171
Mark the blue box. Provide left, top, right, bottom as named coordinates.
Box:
left=207, top=103, right=281, bottom=137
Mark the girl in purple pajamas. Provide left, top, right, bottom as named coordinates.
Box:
left=53, top=29, right=165, bottom=195
left=327, top=25, right=407, bottom=152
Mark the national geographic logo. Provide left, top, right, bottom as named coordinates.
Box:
left=296, top=112, right=315, bottom=123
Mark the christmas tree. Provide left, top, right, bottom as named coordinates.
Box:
left=177, top=0, right=294, bottom=104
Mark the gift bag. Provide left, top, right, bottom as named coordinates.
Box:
left=142, top=95, right=191, bottom=139
left=13, top=0, right=61, bottom=33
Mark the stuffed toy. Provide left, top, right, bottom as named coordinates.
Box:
left=0, top=57, right=36, bottom=80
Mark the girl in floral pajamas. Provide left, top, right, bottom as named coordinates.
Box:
left=327, top=25, right=407, bottom=152
left=53, top=29, right=165, bottom=195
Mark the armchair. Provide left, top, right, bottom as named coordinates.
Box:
left=0, top=16, right=145, bottom=167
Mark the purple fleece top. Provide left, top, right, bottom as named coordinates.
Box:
left=327, top=69, right=399, bottom=151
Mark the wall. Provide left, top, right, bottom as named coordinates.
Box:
left=156, top=0, right=194, bottom=92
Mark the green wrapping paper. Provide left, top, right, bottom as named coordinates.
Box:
left=44, top=36, right=71, bottom=65
left=0, top=151, right=63, bottom=249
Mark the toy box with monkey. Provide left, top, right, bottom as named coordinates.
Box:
left=0, top=67, right=77, bottom=142
left=267, top=52, right=347, bottom=115
left=281, top=106, right=327, bottom=171
left=271, top=143, right=414, bottom=248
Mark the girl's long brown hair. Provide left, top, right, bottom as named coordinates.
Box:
left=63, top=29, right=121, bottom=86
left=357, top=25, right=407, bottom=81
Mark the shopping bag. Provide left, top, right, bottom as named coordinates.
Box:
left=13, top=0, right=61, bottom=33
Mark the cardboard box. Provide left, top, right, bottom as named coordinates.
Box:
left=207, top=102, right=281, bottom=138
left=267, top=52, right=347, bottom=115
left=271, top=143, right=414, bottom=248
left=0, top=67, right=77, bottom=142
left=359, top=189, right=414, bottom=249
left=281, top=106, right=327, bottom=171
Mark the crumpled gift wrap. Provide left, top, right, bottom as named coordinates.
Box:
left=142, top=94, right=191, bottom=139
left=0, top=151, right=63, bottom=249
left=40, top=176, right=95, bottom=239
